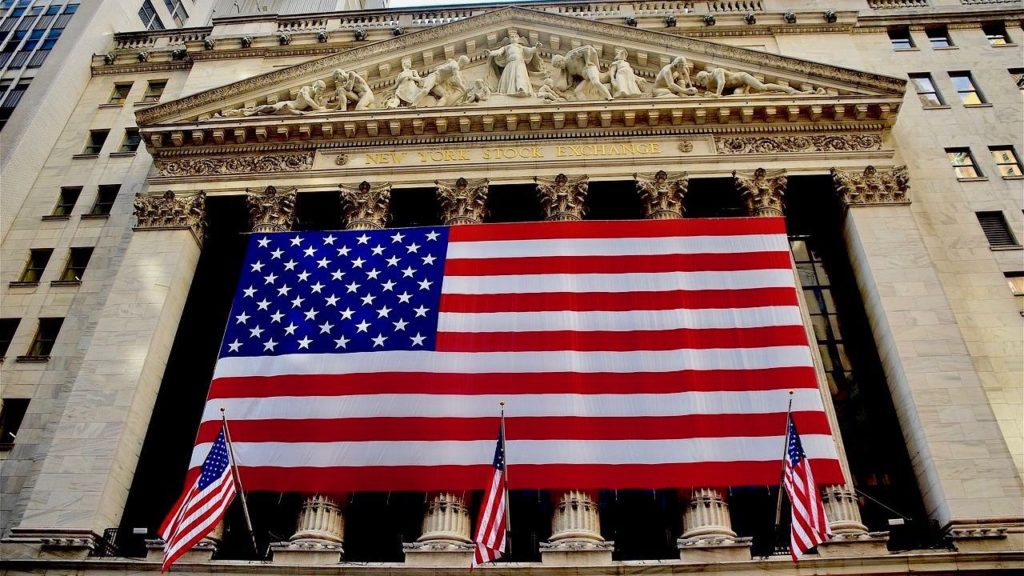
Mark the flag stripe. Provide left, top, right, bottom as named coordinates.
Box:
left=448, top=217, right=787, bottom=242
left=440, top=287, right=800, bottom=313
left=440, top=269, right=798, bottom=294
left=437, top=306, right=805, bottom=331
left=444, top=251, right=794, bottom=276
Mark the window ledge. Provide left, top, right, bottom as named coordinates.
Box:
left=41, top=214, right=70, bottom=221
left=98, top=103, right=124, bottom=109
left=71, top=153, right=99, bottom=160
left=992, top=43, right=1018, bottom=48
left=922, top=105, right=951, bottom=110
left=991, top=245, right=1023, bottom=252
left=932, top=45, right=959, bottom=50
left=80, top=213, right=110, bottom=220
left=1002, top=175, right=1024, bottom=181
left=50, top=280, right=81, bottom=287
left=7, top=281, right=39, bottom=289
left=109, top=151, right=137, bottom=158
left=893, top=47, right=920, bottom=52
left=957, top=176, right=989, bottom=182
left=135, top=100, right=160, bottom=106
left=0, top=442, right=12, bottom=451
left=964, top=103, right=993, bottom=108
left=15, top=355, right=50, bottom=363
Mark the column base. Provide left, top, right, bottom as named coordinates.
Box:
left=403, top=540, right=475, bottom=566
left=539, top=539, right=614, bottom=566
left=677, top=535, right=752, bottom=563
left=0, top=529, right=99, bottom=560
left=269, top=539, right=343, bottom=565
left=948, top=521, right=1024, bottom=553
left=145, top=537, right=218, bottom=563
left=816, top=531, right=889, bottom=558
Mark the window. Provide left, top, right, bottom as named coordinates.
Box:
left=119, top=128, right=141, bottom=153
left=983, top=22, right=1011, bottom=46
left=887, top=26, right=914, bottom=49
left=976, top=211, right=1019, bottom=248
left=138, top=0, right=164, bottom=30
left=90, top=185, right=119, bottom=215
left=141, top=80, right=166, bottom=103
left=0, top=319, right=19, bottom=358
left=24, top=317, right=62, bottom=357
left=17, top=248, right=52, bottom=283
left=926, top=26, right=953, bottom=48
left=163, top=0, right=188, bottom=27
left=0, top=399, right=29, bottom=447
left=58, top=247, right=92, bottom=283
left=1010, top=68, right=1024, bottom=90
left=949, top=72, right=986, bottom=105
left=908, top=73, right=944, bottom=107
left=82, top=129, right=108, bottom=155
left=109, top=83, right=132, bottom=105
left=990, top=146, right=1023, bottom=177
left=51, top=186, right=80, bottom=216
left=1006, top=272, right=1024, bottom=314
left=946, top=148, right=982, bottom=178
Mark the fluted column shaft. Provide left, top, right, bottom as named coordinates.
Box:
left=291, top=494, right=345, bottom=543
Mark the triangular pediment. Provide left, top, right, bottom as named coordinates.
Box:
left=138, top=6, right=904, bottom=127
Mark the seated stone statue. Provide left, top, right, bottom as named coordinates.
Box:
left=653, top=56, right=697, bottom=98
left=551, top=45, right=613, bottom=101
left=694, top=67, right=823, bottom=96
left=393, top=58, right=424, bottom=107
left=608, top=48, right=645, bottom=98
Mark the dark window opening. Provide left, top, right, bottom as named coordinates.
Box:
left=109, top=82, right=132, bottom=105
left=142, top=80, right=166, bottom=103
left=0, top=318, right=19, bottom=358
left=887, top=26, right=914, bottom=49
left=925, top=26, right=952, bottom=48
left=91, top=185, right=119, bottom=215
left=387, top=187, right=440, bottom=229
left=0, top=398, right=29, bottom=448
left=119, top=128, right=141, bottom=153
left=983, top=22, right=1010, bottom=45
left=52, top=186, right=81, bottom=216
left=486, top=183, right=546, bottom=223
left=17, top=248, right=51, bottom=283
left=83, top=129, right=109, bottom=155
left=24, top=317, right=62, bottom=357
left=59, top=247, right=93, bottom=283
left=585, top=180, right=645, bottom=221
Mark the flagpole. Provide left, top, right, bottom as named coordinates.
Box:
left=773, top=391, right=795, bottom=530
left=499, top=401, right=511, bottom=558
left=221, top=408, right=259, bottom=556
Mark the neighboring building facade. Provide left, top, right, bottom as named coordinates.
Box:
left=0, top=1, right=1021, bottom=574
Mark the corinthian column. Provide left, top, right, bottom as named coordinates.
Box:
left=247, top=185, right=297, bottom=232
left=733, top=168, right=786, bottom=217
left=635, top=170, right=687, bottom=220
left=536, top=174, right=589, bottom=222
left=340, top=181, right=391, bottom=230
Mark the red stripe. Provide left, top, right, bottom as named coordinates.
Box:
left=194, top=412, right=834, bottom=444
left=219, top=460, right=845, bottom=492
left=208, top=367, right=819, bottom=398
left=444, top=252, right=793, bottom=276
left=435, top=325, right=808, bottom=352
left=449, top=217, right=787, bottom=242
left=439, top=287, right=799, bottom=313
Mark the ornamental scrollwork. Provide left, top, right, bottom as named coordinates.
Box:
left=734, top=168, right=787, bottom=217
left=536, top=174, right=589, bottom=222
left=436, top=177, right=489, bottom=225
left=340, top=181, right=391, bottom=230
left=635, top=170, right=688, bottom=220
left=832, top=165, right=910, bottom=206
left=716, top=135, right=883, bottom=155
left=155, top=152, right=314, bottom=177
left=133, top=190, right=207, bottom=243
left=246, top=185, right=297, bottom=232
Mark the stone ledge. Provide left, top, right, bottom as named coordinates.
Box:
left=403, top=541, right=475, bottom=567
left=540, top=539, right=614, bottom=566
left=678, top=535, right=753, bottom=563
left=269, top=540, right=343, bottom=565
left=816, top=531, right=890, bottom=558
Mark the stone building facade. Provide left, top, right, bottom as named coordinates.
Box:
left=0, top=1, right=1021, bottom=574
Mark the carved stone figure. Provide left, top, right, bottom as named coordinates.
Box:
left=246, top=185, right=297, bottom=232
left=635, top=170, right=688, bottom=220
left=463, top=79, right=492, bottom=103
left=733, top=168, right=787, bottom=217
left=551, top=45, right=613, bottom=101
left=437, top=178, right=489, bottom=225
left=536, top=174, right=589, bottom=221
left=393, top=58, right=424, bottom=107
left=416, top=55, right=470, bottom=106
left=653, top=56, right=697, bottom=97
left=608, top=48, right=645, bottom=98
left=340, top=181, right=391, bottom=230
left=695, top=68, right=822, bottom=96
left=332, top=69, right=375, bottom=111
left=218, top=80, right=329, bottom=117
left=484, top=30, right=544, bottom=97
left=537, top=77, right=567, bottom=102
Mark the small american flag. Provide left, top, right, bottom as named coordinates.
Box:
left=784, top=417, right=832, bottom=561
left=472, top=428, right=507, bottom=568
left=160, top=427, right=236, bottom=572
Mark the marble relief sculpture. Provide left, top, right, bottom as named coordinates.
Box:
left=392, top=58, right=424, bottom=107
left=484, top=29, right=544, bottom=97
left=416, top=55, right=471, bottom=106
left=551, top=45, right=613, bottom=101
left=332, top=69, right=375, bottom=111
left=653, top=56, right=697, bottom=97
left=216, top=80, right=329, bottom=116
left=694, top=67, right=824, bottom=96
left=537, top=77, right=567, bottom=102
left=608, top=48, right=645, bottom=98
left=463, top=79, right=492, bottom=103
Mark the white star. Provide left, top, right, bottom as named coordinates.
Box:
left=304, top=308, right=319, bottom=321
left=410, top=333, right=426, bottom=346
left=385, top=255, right=401, bottom=267
left=393, top=318, right=409, bottom=331
left=310, top=281, right=325, bottom=294
left=381, top=279, right=396, bottom=292
left=402, top=266, right=416, bottom=278
left=297, top=271, right=311, bottom=282
left=270, top=248, right=284, bottom=259
left=251, top=260, right=265, bottom=273
left=249, top=325, right=264, bottom=338
left=290, top=236, right=303, bottom=247
left=351, top=257, right=366, bottom=268
left=418, top=278, right=433, bottom=290
left=283, top=259, right=297, bottom=271
left=372, top=333, right=388, bottom=347
left=371, top=245, right=385, bottom=256
left=319, top=321, right=334, bottom=334
left=324, top=234, right=337, bottom=245
left=406, top=242, right=421, bottom=254
left=397, top=292, right=413, bottom=304
left=425, top=231, right=440, bottom=241
left=355, top=320, right=371, bottom=333
left=340, top=307, right=355, bottom=320
left=291, top=295, right=305, bottom=308
left=346, top=281, right=361, bottom=293
left=361, top=293, right=376, bottom=306
left=277, top=284, right=291, bottom=297
left=317, top=257, right=330, bottom=269
left=263, top=338, right=278, bottom=351
left=334, top=335, right=349, bottom=349
left=376, top=305, right=392, bottom=318
left=284, top=323, right=298, bottom=336
left=228, top=339, right=243, bottom=352
left=331, top=269, right=345, bottom=281
left=337, top=246, right=351, bottom=257
left=297, top=336, right=313, bottom=350
left=270, top=310, right=284, bottom=323
left=422, top=254, right=437, bottom=265
left=366, top=268, right=381, bottom=280
left=391, top=232, right=406, bottom=243
left=414, top=305, right=429, bottom=317
left=263, top=272, right=278, bottom=285
left=256, top=299, right=271, bottom=311
left=242, top=285, right=257, bottom=298
left=258, top=237, right=271, bottom=248
left=235, top=311, right=250, bottom=324
left=325, top=294, right=340, bottom=307
left=303, top=246, right=317, bottom=258
left=356, top=233, right=371, bottom=245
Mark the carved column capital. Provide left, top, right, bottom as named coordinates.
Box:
left=437, top=178, right=489, bottom=225
left=246, top=185, right=297, bottom=232
left=733, top=168, right=787, bottom=218
left=340, top=181, right=391, bottom=230
left=635, top=170, right=688, bottom=220
left=832, top=165, right=911, bottom=207
left=133, top=190, right=207, bottom=245
left=536, top=174, right=589, bottom=222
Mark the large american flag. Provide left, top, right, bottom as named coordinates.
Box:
left=189, top=217, right=844, bottom=491
left=784, top=417, right=832, bottom=560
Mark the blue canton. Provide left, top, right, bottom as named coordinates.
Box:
left=786, top=419, right=806, bottom=466
left=198, top=430, right=231, bottom=490
left=220, top=228, right=448, bottom=357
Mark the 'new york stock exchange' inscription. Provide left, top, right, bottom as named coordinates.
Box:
left=360, top=142, right=667, bottom=166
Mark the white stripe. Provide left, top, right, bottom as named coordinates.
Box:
left=213, top=346, right=813, bottom=379
left=438, top=306, right=803, bottom=332
left=485, top=495, right=505, bottom=549
left=446, top=234, right=790, bottom=259
left=165, top=478, right=235, bottom=560
left=200, top=388, right=826, bottom=422
left=441, top=269, right=795, bottom=295
left=190, top=435, right=839, bottom=468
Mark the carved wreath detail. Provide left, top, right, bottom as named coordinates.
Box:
left=156, top=152, right=314, bottom=177
left=716, top=135, right=882, bottom=155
